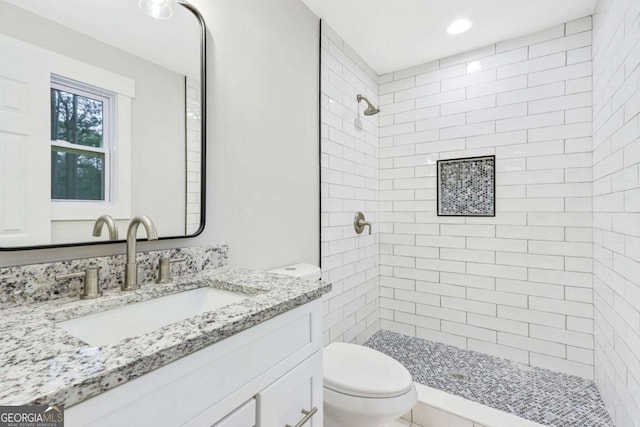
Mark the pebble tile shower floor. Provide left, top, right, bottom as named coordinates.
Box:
left=364, top=330, right=613, bottom=427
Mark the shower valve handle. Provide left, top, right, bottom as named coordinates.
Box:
left=354, top=212, right=372, bottom=235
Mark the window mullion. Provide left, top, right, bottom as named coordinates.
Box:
left=51, top=140, right=106, bottom=155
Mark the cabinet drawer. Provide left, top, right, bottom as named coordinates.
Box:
left=213, top=399, right=255, bottom=427
left=256, top=352, right=323, bottom=427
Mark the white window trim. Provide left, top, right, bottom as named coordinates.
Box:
left=49, top=56, right=134, bottom=222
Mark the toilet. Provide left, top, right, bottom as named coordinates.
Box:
left=269, top=263, right=323, bottom=281
left=270, top=264, right=418, bottom=427
left=323, top=342, right=417, bottom=427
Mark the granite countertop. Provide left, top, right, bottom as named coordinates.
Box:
left=0, top=267, right=331, bottom=407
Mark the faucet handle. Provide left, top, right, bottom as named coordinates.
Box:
left=55, top=268, right=102, bottom=300
left=354, top=212, right=372, bottom=235
left=156, top=256, right=187, bottom=284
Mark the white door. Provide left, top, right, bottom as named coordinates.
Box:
left=256, top=352, right=323, bottom=427
left=0, top=34, right=51, bottom=246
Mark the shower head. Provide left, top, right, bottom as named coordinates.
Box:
left=357, top=94, right=380, bottom=116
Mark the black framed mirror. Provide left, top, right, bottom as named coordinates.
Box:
left=0, top=0, right=206, bottom=250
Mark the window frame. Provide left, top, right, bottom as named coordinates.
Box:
left=48, top=61, right=132, bottom=223
left=50, top=76, right=115, bottom=206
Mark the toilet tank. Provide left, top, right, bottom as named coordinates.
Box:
left=269, top=263, right=321, bottom=281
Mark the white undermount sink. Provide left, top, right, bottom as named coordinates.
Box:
left=57, top=287, right=248, bottom=346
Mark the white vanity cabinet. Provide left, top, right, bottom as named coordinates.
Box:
left=66, top=300, right=323, bottom=427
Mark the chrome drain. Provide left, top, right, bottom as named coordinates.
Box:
left=451, top=372, right=468, bottom=381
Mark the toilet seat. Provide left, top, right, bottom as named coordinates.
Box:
left=323, top=343, right=413, bottom=398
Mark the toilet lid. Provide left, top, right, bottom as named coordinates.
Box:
left=323, top=343, right=413, bottom=398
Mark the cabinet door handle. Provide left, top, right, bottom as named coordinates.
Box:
left=285, top=407, right=318, bottom=427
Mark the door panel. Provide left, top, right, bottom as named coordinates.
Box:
left=0, top=35, right=51, bottom=245
left=256, top=352, right=323, bottom=427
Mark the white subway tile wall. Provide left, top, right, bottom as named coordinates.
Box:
left=320, top=23, right=380, bottom=344
left=377, top=18, right=595, bottom=379
left=592, top=0, right=640, bottom=424
left=321, top=11, right=640, bottom=421
left=186, top=77, right=202, bottom=234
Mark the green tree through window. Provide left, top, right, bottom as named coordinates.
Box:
left=50, top=80, right=111, bottom=202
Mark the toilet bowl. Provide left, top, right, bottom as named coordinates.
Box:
left=268, top=264, right=417, bottom=426
left=323, top=342, right=417, bottom=427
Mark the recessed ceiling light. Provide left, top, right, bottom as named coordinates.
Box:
left=447, top=19, right=472, bottom=35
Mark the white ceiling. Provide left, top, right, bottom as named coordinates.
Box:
left=4, top=0, right=201, bottom=78
left=301, top=0, right=597, bottom=75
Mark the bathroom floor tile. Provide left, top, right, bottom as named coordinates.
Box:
left=364, top=330, right=613, bottom=427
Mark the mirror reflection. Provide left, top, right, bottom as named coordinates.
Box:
left=0, top=0, right=204, bottom=248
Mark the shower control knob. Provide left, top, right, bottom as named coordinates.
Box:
left=354, top=212, right=372, bottom=235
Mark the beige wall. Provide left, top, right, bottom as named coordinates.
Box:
left=0, top=0, right=320, bottom=270
left=196, top=0, right=320, bottom=270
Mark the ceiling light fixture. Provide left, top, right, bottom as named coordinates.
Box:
left=447, top=19, right=472, bottom=35
left=139, top=0, right=174, bottom=20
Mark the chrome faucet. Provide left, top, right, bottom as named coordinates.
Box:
left=92, top=215, right=119, bottom=240
left=123, top=216, right=159, bottom=291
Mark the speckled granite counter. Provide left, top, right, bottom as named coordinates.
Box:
left=0, top=267, right=330, bottom=407
left=0, top=245, right=229, bottom=307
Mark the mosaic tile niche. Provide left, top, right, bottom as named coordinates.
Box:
left=437, top=155, right=495, bottom=216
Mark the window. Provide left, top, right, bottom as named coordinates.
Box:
left=50, top=76, right=114, bottom=203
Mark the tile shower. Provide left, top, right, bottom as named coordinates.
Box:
left=321, top=0, right=640, bottom=424
left=377, top=18, right=594, bottom=380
